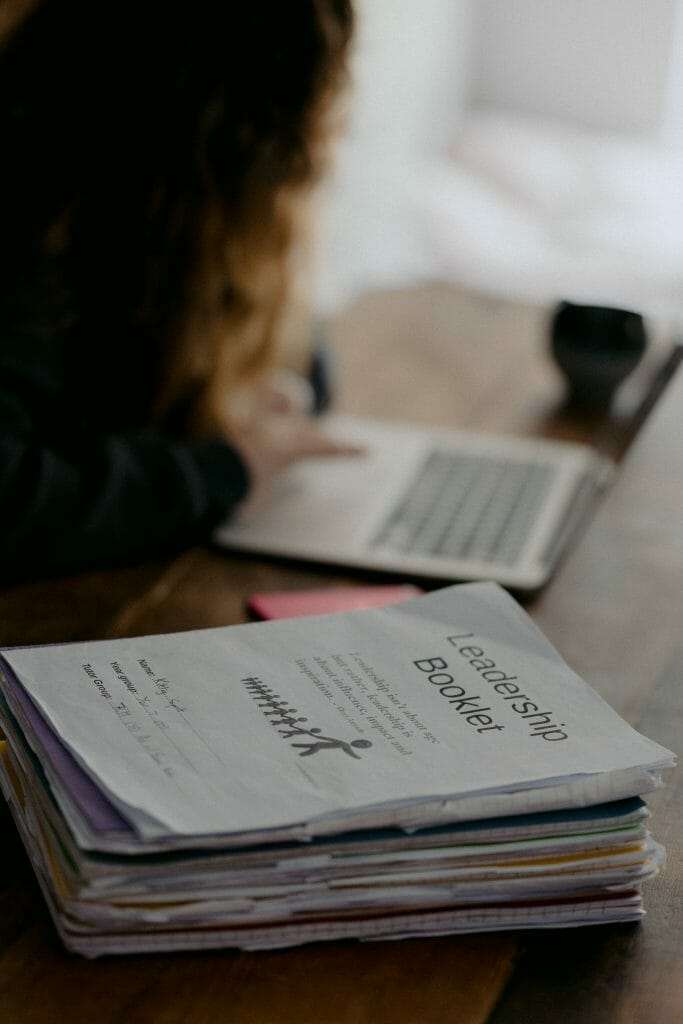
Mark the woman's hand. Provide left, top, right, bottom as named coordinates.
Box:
left=219, top=370, right=363, bottom=493
left=230, top=410, right=362, bottom=491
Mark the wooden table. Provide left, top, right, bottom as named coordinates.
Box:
left=1, top=284, right=681, bottom=1023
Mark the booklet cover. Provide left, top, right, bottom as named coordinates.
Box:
left=0, top=582, right=674, bottom=845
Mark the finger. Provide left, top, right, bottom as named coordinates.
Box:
left=292, top=429, right=365, bottom=459
left=260, top=371, right=316, bottom=415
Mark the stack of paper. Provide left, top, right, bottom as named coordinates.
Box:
left=0, top=582, right=674, bottom=956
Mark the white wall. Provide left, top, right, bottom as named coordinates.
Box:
left=343, top=0, right=472, bottom=160
left=663, top=1, right=683, bottom=141
left=420, top=1, right=683, bottom=316
left=314, top=0, right=473, bottom=312
left=316, top=1, right=683, bottom=315
left=468, top=0, right=681, bottom=134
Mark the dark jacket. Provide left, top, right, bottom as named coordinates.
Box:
left=0, top=332, right=249, bottom=583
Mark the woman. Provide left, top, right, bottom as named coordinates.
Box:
left=0, top=0, right=355, bottom=582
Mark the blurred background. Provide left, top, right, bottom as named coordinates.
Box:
left=315, top=0, right=683, bottom=322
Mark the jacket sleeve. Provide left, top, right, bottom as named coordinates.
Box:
left=0, top=425, right=250, bottom=585
left=0, top=423, right=250, bottom=583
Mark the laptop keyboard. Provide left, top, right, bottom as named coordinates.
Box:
left=371, top=449, right=554, bottom=566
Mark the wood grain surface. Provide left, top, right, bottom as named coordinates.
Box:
left=0, top=284, right=680, bottom=1023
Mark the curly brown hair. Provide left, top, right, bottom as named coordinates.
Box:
left=0, top=0, right=354, bottom=433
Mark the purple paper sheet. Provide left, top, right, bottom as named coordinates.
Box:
left=1, top=656, right=131, bottom=835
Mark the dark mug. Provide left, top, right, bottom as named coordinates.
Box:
left=549, top=302, right=647, bottom=409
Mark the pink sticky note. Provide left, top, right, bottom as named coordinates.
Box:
left=247, top=584, right=423, bottom=620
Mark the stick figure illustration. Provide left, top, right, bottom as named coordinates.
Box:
left=274, top=717, right=310, bottom=735
left=291, top=736, right=373, bottom=759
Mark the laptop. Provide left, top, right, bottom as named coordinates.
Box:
left=213, top=414, right=613, bottom=593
